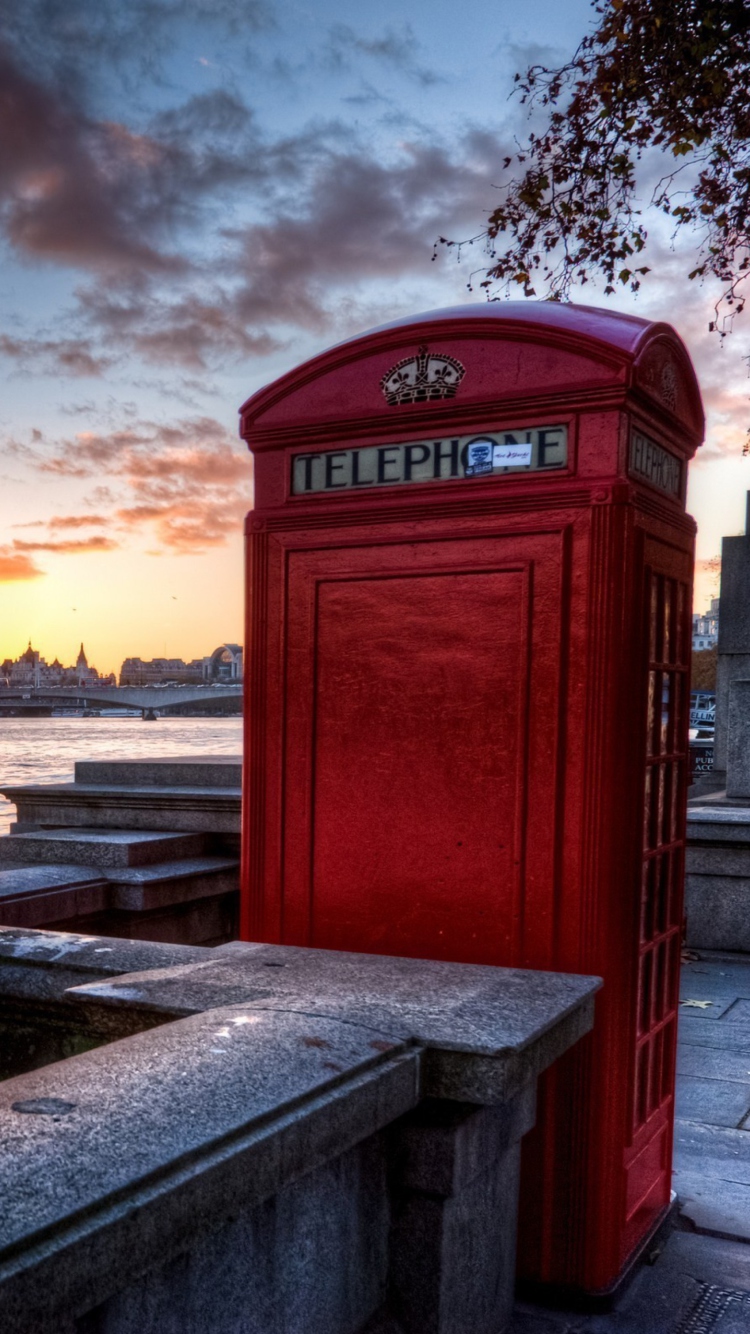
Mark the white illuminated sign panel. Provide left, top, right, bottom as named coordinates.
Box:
left=292, top=425, right=567, bottom=495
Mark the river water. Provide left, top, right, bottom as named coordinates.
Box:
left=0, top=716, right=243, bottom=837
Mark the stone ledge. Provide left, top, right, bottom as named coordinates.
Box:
left=68, top=940, right=601, bottom=1104
left=74, top=756, right=242, bottom=788
left=0, top=784, right=241, bottom=837
left=0, top=829, right=210, bottom=869
left=0, top=927, right=210, bottom=1002
left=0, top=1008, right=420, bottom=1332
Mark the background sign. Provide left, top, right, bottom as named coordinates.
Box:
left=292, top=425, right=567, bottom=494
left=630, top=431, right=682, bottom=497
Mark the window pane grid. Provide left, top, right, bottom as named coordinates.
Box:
left=633, top=571, right=688, bottom=1135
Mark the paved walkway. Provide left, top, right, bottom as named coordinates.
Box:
left=511, top=951, right=750, bottom=1333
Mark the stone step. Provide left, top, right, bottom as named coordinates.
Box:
left=0, top=784, right=241, bottom=836
left=0, top=854, right=239, bottom=926
left=74, top=757, right=242, bottom=789
left=0, top=829, right=209, bottom=869
left=107, top=856, right=239, bottom=912
left=0, top=864, right=109, bottom=930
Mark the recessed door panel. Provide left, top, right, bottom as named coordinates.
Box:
left=313, top=569, right=525, bottom=959
left=280, top=532, right=565, bottom=965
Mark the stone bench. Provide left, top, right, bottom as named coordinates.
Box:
left=0, top=928, right=600, bottom=1334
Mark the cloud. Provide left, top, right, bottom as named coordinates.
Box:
left=114, top=437, right=251, bottom=551
left=77, top=287, right=282, bottom=370
left=0, top=50, right=185, bottom=273
left=19, top=416, right=252, bottom=553
left=230, top=130, right=509, bottom=331
left=3, top=1, right=274, bottom=92
left=23, top=116, right=502, bottom=372
left=1, top=35, right=502, bottom=372
left=0, top=44, right=275, bottom=277
left=0, top=334, right=112, bottom=377
left=47, top=514, right=112, bottom=530
left=326, top=24, right=445, bottom=87
left=116, top=494, right=247, bottom=551
left=11, top=536, right=119, bottom=554
left=85, top=486, right=117, bottom=506
left=0, top=548, right=44, bottom=581
left=33, top=427, right=158, bottom=477
left=112, top=432, right=249, bottom=552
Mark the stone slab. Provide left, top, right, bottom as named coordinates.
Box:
left=688, top=846, right=750, bottom=875
left=678, top=1018, right=750, bottom=1052
left=724, top=1000, right=750, bottom=1024
left=685, top=876, right=750, bottom=953
left=0, top=929, right=599, bottom=1333
left=110, top=854, right=238, bottom=884
left=0, top=926, right=210, bottom=1005
left=0, top=785, right=241, bottom=835
left=74, top=757, right=242, bottom=788
left=674, top=1171, right=750, bottom=1242
left=86, top=889, right=237, bottom=951
left=0, top=828, right=208, bottom=869
left=674, top=1120, right=750, bottom=1187
left=0, top=884, right=109, bottom=930
left=682, top=957, right=750, bottom=983
left=109, top=858, right=239, bottom=911
left=674, top=1075, right=750, bottom=1128
left=0, top=865, right=104, bottom=896
left=68, top=941, right=601, bottom=1104
left=687, top=808, right=750, bottom=834
left=0, top=867, right=110, bottom=930
left=510, top=1232, right=750, bottom=1332
left=676, top=1045, right=750, bottom=1084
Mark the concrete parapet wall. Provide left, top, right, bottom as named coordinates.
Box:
left=686, top=806, right=750, bottom=951
left=0, top=928, right=599, bottom=1334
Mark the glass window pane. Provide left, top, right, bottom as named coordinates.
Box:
left=647, top=672, right=657, bottom=756
left=663, top=580, right=673, bottom=664
left=640, top=950, right=653, bottom=1035
left=676, top=582, right=687, bottom=664
left=649, top=575, right=659, bottom=663
left=660, top=674, right=671, bottom=753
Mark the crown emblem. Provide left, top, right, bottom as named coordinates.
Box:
left=380, top=345, right=465, bottom=407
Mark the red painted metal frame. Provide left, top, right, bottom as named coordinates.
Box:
left=239, top=303, right=704, bottom=1295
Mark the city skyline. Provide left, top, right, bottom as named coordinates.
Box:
left=0, top=0, right=747, bottom=670
left=1, top=639, right=242, bottom=683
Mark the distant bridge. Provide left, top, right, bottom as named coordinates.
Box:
left=0, top=684, right=242, bottom=715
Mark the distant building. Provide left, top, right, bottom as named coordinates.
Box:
left=119, top=656, right=206, bottom=686
left=0, top=642, right=114, bottom=688
left=693, top=597, right=720, bottom=652
left=203, top=644, right=243, bottom=682
left=119, top=645, right=243, bottom=687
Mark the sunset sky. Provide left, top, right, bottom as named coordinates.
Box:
left=1, top=0, right=747, bottom=676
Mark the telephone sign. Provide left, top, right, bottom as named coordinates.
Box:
left=292, top=424, right=567, bottom=494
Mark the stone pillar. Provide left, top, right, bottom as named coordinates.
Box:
left=727, top=681, right=750, bottom=798
left=387, top=1088, right=536, bottom=1334
left=712, top=492, right=750, bottom=786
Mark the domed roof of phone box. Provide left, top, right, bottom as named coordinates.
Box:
left=240, top=301, right=704, bottom=449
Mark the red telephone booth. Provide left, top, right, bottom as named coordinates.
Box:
left=239, top=303, right=704, bottom=1297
